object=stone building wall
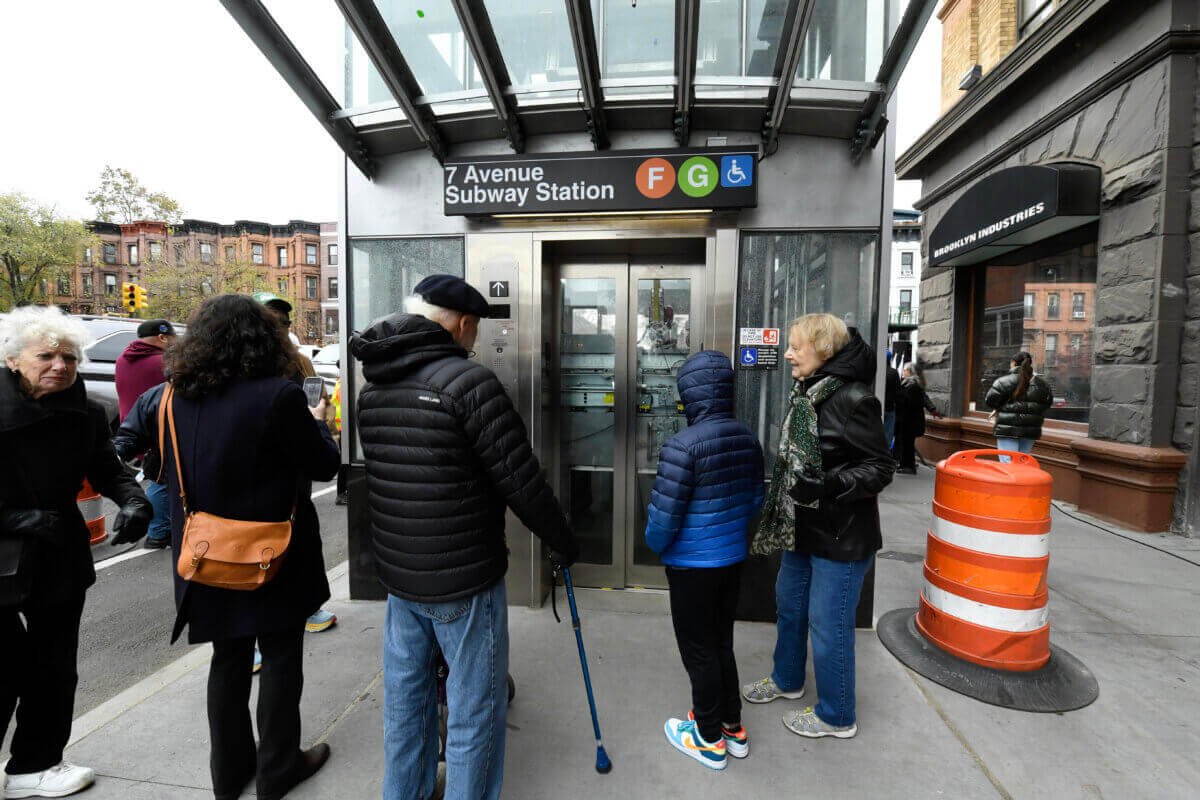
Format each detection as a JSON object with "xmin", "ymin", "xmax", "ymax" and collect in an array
[{"xmin": 916, "ymin": 54, "xmax": 1198, "ymax": 530}]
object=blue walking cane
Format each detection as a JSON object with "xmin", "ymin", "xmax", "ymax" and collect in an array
[{"xmin": 554, "ymin": 565, "xmax": 612, "ymax": 774}]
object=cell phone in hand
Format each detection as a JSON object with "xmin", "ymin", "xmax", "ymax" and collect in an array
[{"xmin": 303, "ymin": 376, "xmax": 324, "ymax": 407}]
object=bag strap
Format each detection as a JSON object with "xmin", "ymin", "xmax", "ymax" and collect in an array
[{"xmin": 162, "ymin": 384, "xmax": 190, "ymax": 515}]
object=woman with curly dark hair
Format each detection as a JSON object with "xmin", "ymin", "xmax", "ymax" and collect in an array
[{"xmin": 114, "ymin": 294, "xmax": 339, "ymax": 800}]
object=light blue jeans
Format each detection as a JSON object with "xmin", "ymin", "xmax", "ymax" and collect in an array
[
  {"xmin": 996, "ymin": 436, "xmax": 1035, "ymax": 463},
  {"xmin": 383, "ymin": 580, "xmax": 508, "ymax": 800},
  {"xmin": 145, "ymin": 480, "xmax": 171, "ymax": 542},
  {"xmin": 771, "ymin": 551, "xmax": 875, "ymax": 727}
]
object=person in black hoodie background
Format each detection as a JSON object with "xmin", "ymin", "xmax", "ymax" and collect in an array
[
  {"xmin": 350, "ymin": 275, "xmax": 577, "ymax": 800},
  {"xmin": 743, "ymin": 313, "xmax": 893, "ymax": 742}
]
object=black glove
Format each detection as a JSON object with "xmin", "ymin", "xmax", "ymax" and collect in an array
[
  {"xmin": 788, "ymin": 471, "xmax": 828, "ymax": 505},
  {"xmin": 0, "ymin": 508, "xmax": 62, "ymax": 537},
  {"xmin": 110, "ymin": 497, "xmax": 153, "ymax": 546},
  {"xmin": 549, "ymin": 537, "xmax": 580, "ymax": 572}
]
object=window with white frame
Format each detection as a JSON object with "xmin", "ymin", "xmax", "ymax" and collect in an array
[
  {"xmin": 900, "ymin": 251, "xmax": 913, "ymax": 277},
  {"xmin": 278, "ymin": 246, "xmax": 287, "ymax": 267},
  {"xmin": 306, "ymin": 244, "xmax": 318, "ymax": 265},
  {"xmin": 252, "ymin": 243, "xmax": 264, "ymax": 264},
  {"xmin": 1072, "ymin": 292, "xmax": 1086, "ymax": 319}
]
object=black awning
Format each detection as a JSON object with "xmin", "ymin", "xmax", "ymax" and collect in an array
[{"xmin": 928, "ymin": 163, "xmax": 1100, "ymax": 267}]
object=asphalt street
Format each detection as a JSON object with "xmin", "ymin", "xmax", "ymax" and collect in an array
[{"xmin": 78, "ymin": 479, "xmax": 345, "ymax": 717}]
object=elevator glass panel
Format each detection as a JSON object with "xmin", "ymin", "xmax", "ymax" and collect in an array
[
  {"xmin": 559, "ymin": 278, "xmax": 618, "ymax": 569},
  {"xmin": 632, "ymin": 278, "xmax": 694, "ymax": 568}
]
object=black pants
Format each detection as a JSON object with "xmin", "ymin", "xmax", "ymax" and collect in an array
[
  {"xmin": 665, "ymin": 564, "xmax": 742, "ymax": 744},
  {"xmin": 0, "ymin": 591, "xmax": 87, "ymax": 775},
  {"xmin": 896, "ymin": 426, "xmax": 917, "ymax": 470},
  {"xmin": 208, "ymin": 626, "xmax": 305, "ymax": 799}
]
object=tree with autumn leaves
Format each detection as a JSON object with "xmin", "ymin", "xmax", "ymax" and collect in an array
[{"xmin": 0, "ymin": 193, "xmax": 94, "ymax": 312}]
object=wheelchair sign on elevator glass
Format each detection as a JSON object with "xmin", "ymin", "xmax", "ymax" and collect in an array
[{"xmin": 443, "ymin": 147, "xmax": 757, "ymax": 216}]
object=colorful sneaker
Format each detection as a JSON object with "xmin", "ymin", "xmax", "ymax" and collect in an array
[
  {"xmin": 305, "ymin": 609, "xmax": 337, "ymax": 633},
  {"xmin": 742, "ymin": 676, "xmax": 804, "ymax": 704},
  {"xmin": 783, "ymin": 707, "xmax": 858, "ymax": 739},
  {"xmin": 664, "ymin": 717, "xmax": 726, "ymax": 770},
  {"xmin": 688, "ymin": 710, "xmax": 748, "ymax": 758},
  {"xmin": 4, "ymin": 762, "xmax": 95, "ymax": 797},
  {"xmin": 252, "ymin": 648, "xmax": 262, "ymax": 674}
]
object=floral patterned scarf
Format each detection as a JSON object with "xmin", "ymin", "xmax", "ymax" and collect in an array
[{"xmin": 751, "ymin": 375, "xmax": 844, "ymax": 556}]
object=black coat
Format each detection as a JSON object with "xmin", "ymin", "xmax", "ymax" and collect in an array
[
  {"xmin": 884, "ymin": 365, "xmax": 901, "ymax": 412},
  {"xmin": 115, "ymin": 378, "xmax": 339, "ymax": 643},
  {"xmin": 351, "ymin": 313, "xmax": 573, "ymax": 603},
  {"xmin": 898, "ymin": 376, "xmax": 935, "ymax": 439},
  {"xmin": 0, "ymin": 369, "xmax": 145, "ymax": 600},
  {"xmin": 985, "ymin": 369, "xmax": 1053, "ymax": 440},
  {"xmin": 793, "ymin": 332, "xmax": 895, "ymax": 562}
]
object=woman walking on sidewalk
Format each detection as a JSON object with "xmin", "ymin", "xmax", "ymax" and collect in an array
[
  {"xmin": 985, "ymin": 351, "xmax": 1052, "ymax": 462},
  {"xmin": 744, "ymin": 314, "xmax": 893, "ymax": 740},
  {"xmin": 644, "ymin": 350, "xmax": 764, "ymax": 771},
  {"xmin": 115, "ymin": 295, "xmax": 339, "ymax": 800},
  {"xmin": 1, "ymin": 306, "xmax": 152, "ymax": 798}
]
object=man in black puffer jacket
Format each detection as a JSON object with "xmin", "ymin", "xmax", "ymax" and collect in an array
[{"xmin": 351, "ymin": 275, "xmax": 577, "ymax": 800}]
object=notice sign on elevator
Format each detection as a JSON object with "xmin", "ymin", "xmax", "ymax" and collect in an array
[
  {"xmin": 738, "ymin": 328, "xmax": 780, "ymax": 370},
  {"xmin": 443, "ymin": 147, "xmax": 757, "ymax": 216}
]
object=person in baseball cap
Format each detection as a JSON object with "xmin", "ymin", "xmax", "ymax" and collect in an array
[{"xmin": 350, "ymin": 275, "xmax": 576, "ymax": 796}]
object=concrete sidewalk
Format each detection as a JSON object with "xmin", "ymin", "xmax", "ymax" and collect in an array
[{"xmin": 51, "ymin": 468, "xmax": 1200, "ymax": 799}]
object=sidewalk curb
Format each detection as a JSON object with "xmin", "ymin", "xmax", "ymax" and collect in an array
[{"xmin": 65, "ymin": 559, "xmax": 351, "ymax": 750}]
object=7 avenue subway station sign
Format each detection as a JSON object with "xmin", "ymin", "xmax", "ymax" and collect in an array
[{"xmin": 443, "ymin": 147, "xmax": 757, "ymax": 216}]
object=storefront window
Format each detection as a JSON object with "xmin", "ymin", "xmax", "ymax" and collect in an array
[
  {"xmin": 348, "ymin": 236, "xmax": 465, "ymax": 460},
  {"xmin": 735, "ymin": 231, "xmax": 879, "ymax": 467},
  {"xmin": 971, "ymin": 241, "xmax": 1096, "ymax": 425}
]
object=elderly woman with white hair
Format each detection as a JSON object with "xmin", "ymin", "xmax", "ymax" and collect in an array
[
  {"xmin": 743, "ymin": 313, "xmax": 893, "ymax": 742},
  {"xmin": 0, "ymin": 305, "xmax": 150, "ymax": 799}
]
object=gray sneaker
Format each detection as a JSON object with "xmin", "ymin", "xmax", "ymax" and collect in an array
[
  {"xmin": 783, "ymin": 707, "xmax": 858, "ymax": 739},
  {"xmin": 742, "ymin": 676, "xmax": 805, "ymax": 704}
]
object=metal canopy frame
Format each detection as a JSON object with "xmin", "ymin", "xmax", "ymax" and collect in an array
[
  {"xmin": 220, "ymin": 0, "xmax": 925, "ymax": 173},
  {"xmin": 762, "ymin": 0, "xmax": 817, "ymax": 155},
  {"xmin": 334, "ymin": 0, "xmax": 448, "ymax": 163},
  {"xmin": 220, "ymin": 0, "xmax": 375, "ymax": 178},
  {"xmin": 673, "ymin": 0, "xmax": 701, "ymax": 146},
  {"xmin": 448, "ymin": 0, "xmax": 525, "ymax": 153},
  {"xmin": 564, "ymin": 0, "xmax": 610, "ymax": 150},
  {"xmin": 850, "ymin": 0, "xmax": 938, "ymax": 161}
]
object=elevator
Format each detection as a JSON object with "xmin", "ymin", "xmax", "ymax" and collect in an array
[{"xmin": 539, "ymin": 240, "xmax": 708, "ymax": 590}]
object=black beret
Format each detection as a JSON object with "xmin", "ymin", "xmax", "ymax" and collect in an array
[
  {"xmin": 413, "ymin": 274, "xmax": 490, "ymax": 318},
  {"xmin": 136, "ymin": 319, "xmax": 176, "ymax": 338}
]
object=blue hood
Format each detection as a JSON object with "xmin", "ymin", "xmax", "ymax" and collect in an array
[{"xmin": 676, "ymin": 350, "xmax": 734, "ymax": 425}]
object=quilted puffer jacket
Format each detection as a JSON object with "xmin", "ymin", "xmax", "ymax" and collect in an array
[
  {"xmin": 985, "ymin": 368, "xmax": 1053, "ymax": 440},
  {"xmin": 644, "ymin": 350, "xmax": 765, "ymax": 568},
  {"xmin": 351, "ymin": 313, "xmax": 574, "ymax": 602}
]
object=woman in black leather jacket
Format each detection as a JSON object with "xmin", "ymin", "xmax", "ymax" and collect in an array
[
  {"xmin": 743, "ymin": 313, "xmax": 893, "ymax": 742},
  {"xmin": 985, "ymin": 351, "xmax": 1053, "ymax": 461}
]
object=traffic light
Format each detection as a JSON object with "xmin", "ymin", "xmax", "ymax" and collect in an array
[{"xmin": 121, "ymin": 282, "xmax": 149, "ymax": 314}]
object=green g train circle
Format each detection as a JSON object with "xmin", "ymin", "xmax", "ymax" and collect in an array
[{"xmin": 678, "ymin": 156, "xmax": 718, "ymax": 198}]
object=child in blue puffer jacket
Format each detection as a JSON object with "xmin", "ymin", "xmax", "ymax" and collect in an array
[{"xmin": 645, "ymin": 350, "xmax": 764, "ymax": 771}]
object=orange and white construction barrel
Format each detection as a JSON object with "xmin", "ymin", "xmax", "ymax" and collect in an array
[
  {"xmin": 877, "ymin": 449, "xmax": 1099, "ymax": 712},
  {"xmin": 78, "ymin": 479, "xmax": 107, "ymax": 546},
  {"xmin": 918, "ymin": 449, "xmax": 1052, "ymax": 671}
]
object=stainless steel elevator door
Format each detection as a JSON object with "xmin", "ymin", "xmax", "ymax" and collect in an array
[{"xmin": 553, "ymin": 258, "xmax": 705, "ymax": 590}]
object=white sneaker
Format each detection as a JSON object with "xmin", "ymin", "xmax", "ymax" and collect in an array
[
  {"xmin": 742, "ymin": 676, "xmax": 805, "ymax": 704},
  {"xmin": 4, "ymin": 763, "xmax": 95, "ymax": 798}
]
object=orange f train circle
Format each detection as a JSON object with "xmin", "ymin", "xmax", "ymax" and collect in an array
[{"xmin": 636, "ymin": 158, "xmax": 676, "ymax": 199}]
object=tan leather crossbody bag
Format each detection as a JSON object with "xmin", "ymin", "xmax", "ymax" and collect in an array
[{"xmin": 158, "ymin": 384, "xmax": 292, "ymax": 591}]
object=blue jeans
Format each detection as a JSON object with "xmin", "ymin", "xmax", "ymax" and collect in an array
[
  {"xmin": 771, "ymin": 551, "xmax": 874, "ymax": 727},
  {"xmin": 883, "ymin": 411, "xmax": 896, "ymax": 449},
  {"xmin": 145, "ymin": 480, "xmax": 171, "ymax": 542},
  {"xmin": 383, "ymin": 580, "xmax": 508, "ymax": 800},
  {"xmin": 996, "ymin": 436, "xmax": 1035, "ymax": 463}
]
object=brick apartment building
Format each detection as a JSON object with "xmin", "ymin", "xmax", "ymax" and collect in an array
[
  {"xmin": 57, "ymin": 219, "xmax": 330, "ymax": 343},
  {"xmin": 320, "ymin": 222, "xmax": 338, "ymax": 344}
]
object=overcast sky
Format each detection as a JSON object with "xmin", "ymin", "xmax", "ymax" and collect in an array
[{"xmin": 0, "ymin": 1, "xmax": 939, "ymax": 223}]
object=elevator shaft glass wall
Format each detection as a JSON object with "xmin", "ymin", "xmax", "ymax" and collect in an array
[{"xmin": 549, "ymin": 257, "xmax": 705, "ymax": 590}]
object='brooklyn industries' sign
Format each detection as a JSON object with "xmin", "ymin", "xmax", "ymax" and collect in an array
[{"xmin": 443, "ymin": 147, "xmax": 758, "ymax": 216}]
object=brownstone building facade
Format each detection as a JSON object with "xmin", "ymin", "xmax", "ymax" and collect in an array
[{"xmin": 57, "ymin": 219, "xmax": 327, "ymax": 343}]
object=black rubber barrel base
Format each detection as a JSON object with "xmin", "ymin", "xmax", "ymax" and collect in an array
[{"xmin": 877, "ymin": 608, "xmax": 1099, "ymax": 712}]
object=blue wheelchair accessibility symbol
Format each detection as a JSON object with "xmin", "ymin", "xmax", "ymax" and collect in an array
[
  {"xmin": 721, "ymin": 155, "xmax": 753, "ymax": 188},
  {"xmin": 740, "ymin": 348, "xmax": 758, "ymax": 366}
]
